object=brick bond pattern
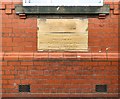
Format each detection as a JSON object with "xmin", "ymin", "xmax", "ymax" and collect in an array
[{"xmin": 0, "ymin": 0, "xmax": 119, "ymax": 98}]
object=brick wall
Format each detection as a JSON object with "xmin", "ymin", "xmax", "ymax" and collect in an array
[{"xmin": 1, "ymin": 0, "xmax": 119, "ymax": 98}]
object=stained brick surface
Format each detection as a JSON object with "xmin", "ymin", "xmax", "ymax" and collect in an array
[{"xmin": 1, "ymin": 0, "xmax": 119, "ymax": 98}]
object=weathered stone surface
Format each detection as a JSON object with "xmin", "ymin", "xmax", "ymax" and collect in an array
[
  {"xmin": 37, "ymin": 18, "xmax": 88, "ymax": 51},
  {"xmin": 15, "ymin": 4, "xmax": 110, "ymax": 14}
]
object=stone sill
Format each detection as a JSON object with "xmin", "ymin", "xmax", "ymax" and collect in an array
[
  {"xmin": 15, "ymin": 4, "xmax": 110, "ymax": 15},
  {"xmin": 0, "ymin": 52, "xmax": 118, "ymax": 61}
]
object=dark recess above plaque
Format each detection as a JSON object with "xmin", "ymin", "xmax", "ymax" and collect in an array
[{"xmin": 15, "ymin": 4, "xmax": 110, "ymax": 15}]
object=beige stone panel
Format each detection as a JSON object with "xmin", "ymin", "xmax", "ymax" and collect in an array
[
  {"xmin": 37, "ymin": 18, "xmax": 88, "ymax": 51},
  {"xmin": 38, "ymin": 19, "xmax": 88, "ymax": 33}
]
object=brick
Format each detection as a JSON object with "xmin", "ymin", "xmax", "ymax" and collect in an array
[
  {"xmin": 13, "ymin": 28, "xmax": 24, "ymax": 34},
  {"xmin": 30, "ymin": 70, "xmax": 44, "ymax": 75},
  {"xmin": 12, "ymin": 19, "xmax": 20, "ymax": 23},
  {"xmin": 22, "ymin": 42, "xmax": 35, "ymax": 46},
  {"xmin": 8, "ymin": 62, "xmax": 20, "ymax": 66},
  {"xmin": 98, "ymin": 62, "xmax": 111, "ymax": 66},
  {"xmin": 5, "ymin": 70, "xmax": 11, "ymax": 75},
  {"xmin": 24, "ymin": 28, "xmax": 37, "ymax": 33},
  {"xmin": 8, "ymin": 14, "xmax": 15, "ymax": 19},
  {"xmin": 2, "ymin": 85, "xmax": 15, "ymax": 89},
  {"xmin": 2, "ymin": 18, "xmax": 12, "ymax": 25},
  {"xmin": 2, "ymin": 62, "xmax": 8, "ymax": 66},
  {"xmin": 0, "ymin": 70, "xmax": 3, "ymax": 75},
  {"xmin": 4, "ymin": 23, "xmax": 13, "ymax": 28},
  {"xmin": 15, "ymin": 66, "xmax": 28, "ymax": 70},
  {"xmin": 21, "ymin": 62, "xmax": 33, "ymax": 66},
  {"xmin": 110, "ymin": 14, "xmax": 119, "ymax": 19},
  {"xmin": 15, "ymin": 75, "xmax": 27, "ymax": 79},
  {"xmin": 2, "ymin": 80, "xmax": 8, "ymax": 84},
  {"xmin": 2, "ymin": 47, "xmax": 13, "ymax": 52},
  {"xmin": 2, "ymin": 66, "xmax": 14, "ymax": 70},
  {"xmin": 19, "ymin": 56, "xmax": 33, "ymax": 60},
  {"xmin": 2, "ymin": 42, "xmax": 13, "ymax": 47},
  {"xmin": 12, "ymin": 1, "xmax": 22, "ymax": 5},
  {"xmin": 110, "ymin": 4, "xmax": 114, "ymax": 10},
  {"xmin": 2, "ymin": 28, "xmax": 12, "ymax": 33},
  {"xmin": 24, "ymin": 38, "xmax": 37, "ymax": 42},
  {"xmin": 104, "ymin": 1, "xmax": 113, "ymax": 5},
  {"xmin": 21, "ymin": 80, "xmax": 29, "ymax": 84},
  {"xmin": 0, "ymin": 4, "xmax": 6, "ymax": 10},
  {"xmin": 114, "ymin": 4, "xmax": 119, "ymax": 9},
  {"xmin": 12, "ymin": 47, "xmax": 25, "ymax": 52},
  {"xmin": 34, "ymin": 53, "xmax": 49, "ymax": 59},
  {"xmin": 28, "ymin": 66, "xmax": 41, "ymax": 70},
  {"xmin": 8, "ymin": 80, "xmax": 20, "ymax": 84},
  {"xmin": 105, "ymin": 66, "xmax": 118, "ymax": 71},
  {"xmin": 113, "ymin": 9, "xmax": 119, "ymax": 15},
  {"xmin": 13, "ymin": 38, "xmax": 24, "ymax": 42},
  {"xmin": 11, "ymin": 71, "xmax": 17, "ymax": 75},
  {"xmin": 6, "ymin": 4, "xmax": 15, "ymax": 9},
  {"xmin": 105, "ymin": 75, "xmax": 118, "ymax": 80},
  {"xmin": 24, "ymin": 47, "xmax": 37, "ymax": 51},
  {"xmin": 3, "ymin": 56, "xmax": 18, "ymax": 60},
  {"xmin": 17, "ymin": 71, "xmax": 27, "ymax": 76},
  {"xmin": 111, "ymin": 62, "xmax": 118, "ymax": 66},
  {"xmin": 18, "ymin": 23, "xmax": 32, "ymax": 28},
  {"xmin": 2, "ymin": 75, "xmax": 14, "ymax": 79}
]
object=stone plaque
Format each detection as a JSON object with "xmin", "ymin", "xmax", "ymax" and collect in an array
[{"xmin": 37, "ymin": 18, "xmax": 88, "ymax": 51}]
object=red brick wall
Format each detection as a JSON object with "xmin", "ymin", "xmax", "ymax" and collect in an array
[{"xmin": 1, "ymin": 0, "xmax": 119, "ymax": 98}]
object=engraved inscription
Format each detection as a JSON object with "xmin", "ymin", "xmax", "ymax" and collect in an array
[{"xmin": 37, "ymin": 18, "xmax": 88, "ymax": 51}]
